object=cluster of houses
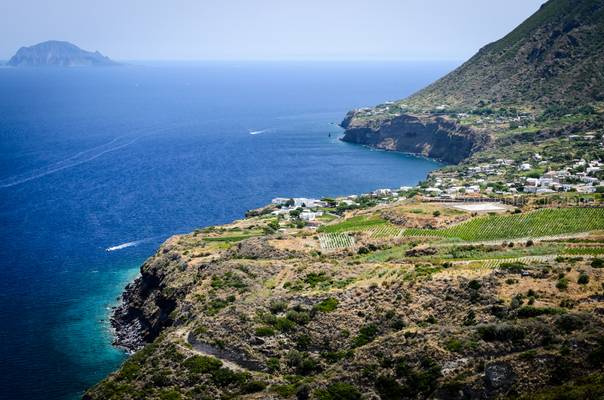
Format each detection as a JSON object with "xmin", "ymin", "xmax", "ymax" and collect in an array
[
  {"xmin": 523, "ymin": 160, "xmax": 601, "ymax": 194},
  {"xmin": 270, "ymin": 197, "xmax": 327, "ymax": 223},
  {"xmin": 429, "ymin": 156, "xmax": 603, "ymax": 197}
]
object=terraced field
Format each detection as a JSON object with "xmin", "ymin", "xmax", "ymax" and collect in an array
[
  {"xmin": 318, "ymin": 233, "xmax": 355, "ymax": 250},
  {"xmin": 366, "ymin": 225, "xmax": 404, "ymax": 238},
  {"xmin": 318, "ymin": 215, "xmax": 403, "ymax": 240},
  {"xmin": 318, "ymin": 215, "xmax": 389, "ymax": 234},
  {"xmin": 562, "ymin": 247, "xmax": 604, "ymax": 256},
  {"xmin": 402, "ymin": 208, "xmax": 604, "ymax": 241}
]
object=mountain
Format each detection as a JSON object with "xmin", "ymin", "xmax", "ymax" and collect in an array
[
  {"xmin": 409, "ymin": 0, "xmax": 604, "ymax": 110},
  {"xmin": 341, "ymin": 0, "xmax": 604, "ymax": 165},
  {"xmin": 7, "ymin": 40, "xmax": 119, "ymax": 67}
]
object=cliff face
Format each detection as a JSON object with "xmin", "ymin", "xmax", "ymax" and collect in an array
[
  {"xmin": 340, "ymin": 111, "xmax": 490, "ymax": 164},
  {"xmin": 7, "ymin": 40, "xmax": 119, "ymax": 67},
  {"xmin": 111, "ymin": 242, "xmax": 186, "ymax": 352}
]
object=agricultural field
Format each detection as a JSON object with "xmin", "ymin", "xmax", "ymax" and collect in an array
[
  {"xmin": 562, "ymin": 246, "xmax": 604, "ymax": 256},
  {"xmin": 318, "ymin": 233, "xmax": 355, "ymax": 250},
  {"xmin": 366, "ymin": 224, "xmax": 404, "ymax": 238},
  {"xmin": 318, "ymin": 215, "xmax": 389, "ymax": 234},
  {"xmin": 402, "ymin": 207, "xmax": 604, "ymax": 241}
]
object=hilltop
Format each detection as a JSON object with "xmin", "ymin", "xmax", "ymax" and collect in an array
[
  {"xmin": 7, "ymin": 41, "xmax": 119, "ymax": 67},
  {"xmin": 410, "ymin": 0, "xmax": 604, "ymax": 111}
]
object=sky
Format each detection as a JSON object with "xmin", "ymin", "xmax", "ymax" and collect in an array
[{"xmin": 0, "ymin": 0, "xmax": 546, "ymax": 61}]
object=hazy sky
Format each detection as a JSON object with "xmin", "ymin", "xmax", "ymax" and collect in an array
[{"xmin": 0, "ymin": 0, "xmax": 545, "ymax": 61}]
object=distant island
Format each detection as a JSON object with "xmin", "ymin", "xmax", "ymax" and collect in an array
[{"xmin": 7, "ymin": 40, "xmax": 119, "ymax": 67}]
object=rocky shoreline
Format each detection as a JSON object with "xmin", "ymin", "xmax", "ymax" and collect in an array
[
  {"xmin": 110, "ymin": 279, "xmax": 147, "ymax": 353},
  {"xmin": 340, "ymin": 111, "xmax": 490, "ymax": 164}
]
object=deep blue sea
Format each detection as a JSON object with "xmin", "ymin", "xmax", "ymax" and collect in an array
[{"xmin": 0, "ymin": 61, "xmax": 455, "ymax": 399}]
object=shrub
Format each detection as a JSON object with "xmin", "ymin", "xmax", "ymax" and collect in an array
[
  {"xmin": 352, "ymin": 324, "xmax": 378, "ymax": 347},
  {"xmin": 266, "ymin": 357, "xmax": 280, "ymax": 372},
  {"xmin": 274, "ymin": 317, "xmax": 296, "ymax": 332},
  {"xmin": 578, "ymin": 273, "xmax": 590, "ymax": 285},
  {"xmin": 468, "ymin": 279, "xmax": 482, "ymax": 290},
  {"xmin": 241, "ymin": 380, "xmax": 267, "ymax": 394},
  {"xmin": 556, "ymin": 278, "xmax": 569, "ymax": 290},
  {"xmin": 269, "ymin": 300, "xmax": 288, "ymax": 314},
  {"xmin": 445, "ymin": 338, "xmax": 463, "ymax": 352},
  {"xmin": 556, "ymin": 313, "xmax": 586, "ymax": 332},
  {"xmin": 477, "ymin": 323, "xmax": 525, "ymax": 342},
  {"xmin": 314, "ymin": 298, "xmax": 339, "ymax": 312},
  {"xmin": 315, "ymin": 382, "xmax": 362, "ymax": 400},
  {"xmin": 500, "ymin": 262, "xmax": 525, "ymax": 273},
  {"xmin": 183, "ymin": 355, "xmax": 222, "ymax": 374},
  {"xmin": 255, "ymin": 326, "xmax": 275, "ymax": 336},
  {"xmin": 433, "ymin": 210, "xmax": 441, "ymax": 217},
  {"xmin": 591, "ymin": 258, "xmax": 604, "ymax": 268},
  {"xmin": 286, "ymin": 310, "xmax": 311, "ymax": 325},
  {"xmin": 517, "ymin": 306, "xmax": 566, "ymax": 318}
]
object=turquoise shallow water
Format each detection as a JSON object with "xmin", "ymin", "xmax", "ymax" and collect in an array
[{"xmin": 0, "ymin": 61, "xmax": 455, "ymax": 399}]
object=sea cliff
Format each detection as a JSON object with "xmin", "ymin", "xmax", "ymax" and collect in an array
[{"xmin": 340, "ymin": 111, "xmax": 490, "ymax": 164}]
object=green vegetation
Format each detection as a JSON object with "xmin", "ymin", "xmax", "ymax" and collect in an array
[
  {"xmin": 318, "ymin": 215, "xmax": 389, "ymax": 234},
  {"xmin": 403, "ymin": 208, "xmax": 604, "ymax": 241},
  {"xmin": 314, "ymin": 298, "xmax": 339, "ymax": 313}
]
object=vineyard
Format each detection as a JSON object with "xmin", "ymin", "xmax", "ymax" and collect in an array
[
  {"xmin": 318, "ymin": 215, "xmax": 403, "ymax": 239},
  {"xmin": 402, "ymin": 208, "xmax": 604, "ymax": 241},
  {"xmin": 366, "ymin": 225, "xmax": 404, "ymax": 239},
  {"xmin": 562, "ymin": 247, "xmax": 604, "ymax": 256},
  {"xmin": 318, "ymin": 215, "xmax": 389, "ymax": 233},
  {"xmin": 318, "ymin": 233, "xmax": 355, "ymax": 250}
]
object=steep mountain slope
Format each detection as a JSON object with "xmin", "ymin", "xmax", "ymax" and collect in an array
[
  {"xmin": 7, "ymin": 41, "xmax": 119, "ymax": 67},
  {"xmin": 341, "ymin": 0, "xmax": 604, "ymax": 167},
  {"xmin": 409, "ymin": 0, "xmax": 604, "ymax": 110}
]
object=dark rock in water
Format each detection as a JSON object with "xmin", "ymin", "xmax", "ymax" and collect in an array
[{"xmin": 7, "ymin": 40, "xmax": 119, "ymax": 67}]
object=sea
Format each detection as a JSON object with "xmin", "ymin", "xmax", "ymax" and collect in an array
[{"xmin": 0, "ymin": 60, "xmax": 456, "ymax": 399}]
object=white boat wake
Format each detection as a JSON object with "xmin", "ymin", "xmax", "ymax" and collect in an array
[
  {"xmin": 248, "ymin": 129, "xmax": 270, "ymax": 135},
  {"xmin": 106, "ymin": 240, "xmax": 143, "ymax": 252},
  {"xmin": 0, "ymin": 136, "xmax": 139, "ymax": 189}
]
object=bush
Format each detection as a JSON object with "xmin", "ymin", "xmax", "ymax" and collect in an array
[
  {"xmin": 468, "ymin": 280, "xmax": 481, "ymax": 290},
  {"xmin": 314, "ymin": 297, "xmax": 339, "ymax": 312},
  {"xmin": 477, "ymin": 323, "xmax": 525, "ymax": 342},
  {"xmin": 274, "ymin": 317, "xmax": 296, "ymax": 332},
  {"xmin": 286, "ymin": 310, "xmax": 311, "ymax": 325},
  {"xmin": 592, "ymin": 258, "xmax": 604, "ymax": 268},
  {"xmin": 578, "ymin": 273, "xmax": 590, "ymax": 285},
  {"xmin": 315, "ymin": 382, "xmax": 362, "ymax": 400},
  {"xmin": 255, "ymin": 326, "xmax": 275, "ymax": 336},
  {"xmin": 500, "ymin": 262, "xmax": 525, "ymax": 273},
  {"xmin": 556, "ymin": 278, "xmax": 569, "ymax": 290},
  {"xmin": 556, "ymin": 313, "xmax": 586, "ymax": 332},
  {"xmin": 269, "ymin": 300, "xmax": 288, "ymax": 314},
  {"xmin": 183, "ymin": 355, "xmax": 223, "ymax": 374},
  {"xmin": 241, "ymin": 380, "xmax": 267, "ymax": 394},
  {"xmin": 445, "ymin": 338, "xmax": 463, "ymax": 352},
  {"xmin": 352, "ymin": 324, "xmax": 378, "ymax": 347},
  {"xmin": 517, "ymin": 306, "xmax": 565, "ymax": 318}
]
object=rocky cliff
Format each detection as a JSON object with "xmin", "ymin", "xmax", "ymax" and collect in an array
[{"xmin": 340, "ymin": 111, "xmax": 490, "ymax": 164}]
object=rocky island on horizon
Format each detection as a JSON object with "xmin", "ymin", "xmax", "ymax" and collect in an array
[{"xmin": 7, "ymin": 40, "xmax": 119, "ymax": 67}]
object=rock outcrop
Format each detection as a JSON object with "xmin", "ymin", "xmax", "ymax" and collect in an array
[{"xmin": 340, "ymin": 111, "xmax": 490, "ymax": 164}]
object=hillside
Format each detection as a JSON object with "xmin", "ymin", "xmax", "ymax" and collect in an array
[
  {"xmin": 85, "ymin": 195, "xmax": 604, "ymax": 400},
  {"xmin": 409, "ymin": 0, "xmax": 604, "ymax": 110},
  {"xmin": 7, "ymin": 41, "xmax": 119, "ymax": 67},
  {"xmin": 84, "ymin": 1, "xmax": 604, "ymax": 399}
]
